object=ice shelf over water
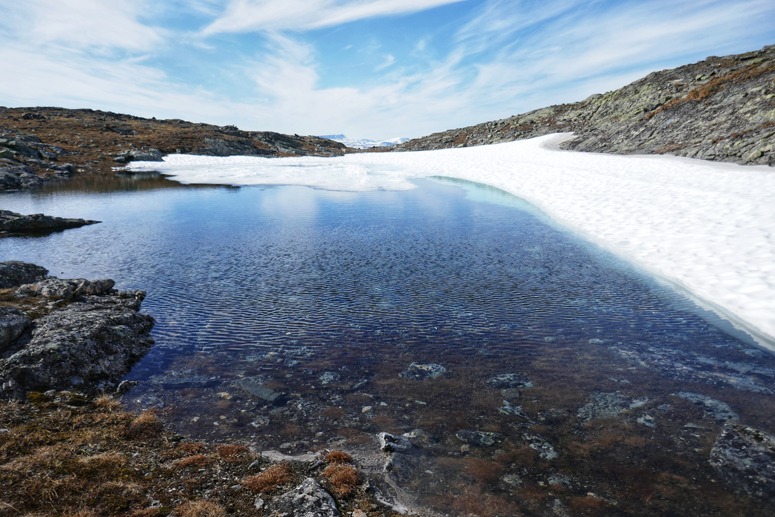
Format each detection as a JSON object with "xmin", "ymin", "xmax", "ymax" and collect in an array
[{"xmin": 128, "ymin": 134, "xmax": 775, "ymax": 350}]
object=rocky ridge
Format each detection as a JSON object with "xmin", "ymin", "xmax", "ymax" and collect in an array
[
  {"xmin": 0, "ymin": 107, "xmax": 347, "ymax": 191},
  {"xmin": 0, "ymin": 261, "xmax": 154, "ymax": 399},
  {"xmin": 395, "ymin": 45, "xmax": 775, "ymax": 165}
]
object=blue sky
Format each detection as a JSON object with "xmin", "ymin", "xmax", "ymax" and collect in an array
[{"xmin": 1, "ymin": 0, "xmax": 773, "ymax": 140}]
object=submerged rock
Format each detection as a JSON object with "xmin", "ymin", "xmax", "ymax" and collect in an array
[
  {"xmin": 487, "ymin": 372, "xmax": 534, "ymax": 389},
  {"xmin": 237, "ymin": 377, "xmax": 287, "ymax": 404},
  {"xmin": 674, "ymin": 392, "xmax": 738, "ymax": 423},
  {"xmin": 399, "ymin": 362, "xmax": 447, "ymax": 380},
  {"xmin": 710, "ymin": 425, "xmax": 775, "ymax": 499},
  {"xmin": 0, "ymin": 210, "xmax": 99, "ymax": 236},
  {"xmin": 577, "ymin": 392, "xmax": 645, "ymax": 421},
  {"xmin": 455, "ymin": 430, "xmax": 504, "ymax": 447},
  {"xmin": 522, "ymin": 432, "xmax": 558, "ymax": 460}
]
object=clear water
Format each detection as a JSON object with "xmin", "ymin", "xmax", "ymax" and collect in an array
[{"xmin": 2, "ymin": 174, "xmax": 774, "ymax": 516}]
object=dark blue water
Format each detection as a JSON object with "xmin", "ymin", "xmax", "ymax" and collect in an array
[{"xmin": 3, "ymin": 175, "xmax": 774, "ymax": 516}]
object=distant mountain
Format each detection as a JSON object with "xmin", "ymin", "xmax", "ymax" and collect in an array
[
  {"xmin": 396, "ymin": 45, "xmax": 775, "ymax": 166},
  {"xmin": 320, "ymin": 134, "xmax": 410, "ymax": 149}
]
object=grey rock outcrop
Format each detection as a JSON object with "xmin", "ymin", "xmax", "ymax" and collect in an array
[
  {"xmin": 0, "ymin": 262, "xmax": 154, "ymax": 399},
  {"xmin": 113, "ymin": 148, "xmax": 164, "ymax": 163},
  {"xmin": 0, "ymin": 261, "xmax": 48, "ymax": 288},
  {"xmin": 396, "ymin": 45, "xmax": 775, "ymax": 166},
  {"xmin": 15, "ymin": 277, "xmax": 115, "ymax": 299},
  {"xmin": 268, "ymin": 478, "xmax": 340, "ymax": 517},
  {"xmin": 0, "ymin": 210, "xmax": 99, "ymax": 236},
  {"xmin": 0, "ymin": 163, "xmax": 44, "ymax": 190}
]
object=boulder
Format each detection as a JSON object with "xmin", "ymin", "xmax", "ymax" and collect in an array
[
  {"xmin": 113, "ymin": 148, "xmax": 164, "ymax": 163},
  {"xmin": 268, "ymin": 478, "xmax": 340, "ymax": 517},
  {"xmin": 0, "ymin": 308, "xmax": 30, "ymax": 352}
]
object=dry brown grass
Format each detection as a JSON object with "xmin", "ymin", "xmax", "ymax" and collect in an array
[
  {"xmin": 174, "ymin": 441, "xmax": 207, "ymax": 456},
  {"xmin": 0, "ymin": 392, "xmax": 403, "ymax": 516},
  {"xmin": 216, "ymin": 443, "xmax": 250, "ymax": 462},
  {"xmin": 324, "ymin": 450, "xmax": 353, "ymax": 465},
  {"xmin": 172, "ymin": 453, "xmax": 217, "ymax": 469},
  {"xmin": 127, "ymin": 410, "xmax": 164, "ymax": 439},
  {"xmin": 241, "ymin": 462, "xmax": 294, "ymax": 493},
  {"xmin": 174, "ymin": 500, "xmax": 227, "ymax": 517},
  {"xmin": 322, "ymin": 463, "xmax": 360, "ymax": 497},
  {"xmin": 93, "ymin": 394, "xmax": 122, "ymax": 411}
]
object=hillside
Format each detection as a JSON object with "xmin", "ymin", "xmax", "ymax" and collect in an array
[
  {"xmin": 396, "ymin": 45, "xmax": 774, "ymax": 166},
  {"xmin": 0, "ymin": 107, "xmax": 346, "ymax": 190}
]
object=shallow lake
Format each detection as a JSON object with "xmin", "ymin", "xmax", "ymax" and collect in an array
[{"xmin": 2, "ymin": 174, "xmax": 775, "ymax": 516}]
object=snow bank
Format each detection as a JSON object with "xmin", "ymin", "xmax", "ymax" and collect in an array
[{"xmin": 129, "ymin": 135, "xmax": 775, "ymax": 349}]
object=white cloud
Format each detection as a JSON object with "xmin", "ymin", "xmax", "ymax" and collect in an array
[
  {"xmin": 6, "ymin": 0, "xmax": 166, "ymax": 53},
  {"xmin": 202, "ymin": 0, "xmax": 465, "ymax": 34}
]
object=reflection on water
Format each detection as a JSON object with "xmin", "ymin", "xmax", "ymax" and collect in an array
[{"xmin": 2, "ymin": 176, "xmax": 774, "ymax": 516}]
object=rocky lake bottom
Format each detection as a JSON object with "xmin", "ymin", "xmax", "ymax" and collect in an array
[{"xmin": 2, "ymin": 174, "xmax": 774, "ymax": 516}]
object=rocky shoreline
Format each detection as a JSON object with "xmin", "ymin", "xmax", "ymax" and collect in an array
[
  {"xmin": 395, "ymin": 45, "xmax": 775, "ymax": 166},
  {"xmin": 0, "ymin": 262, "xmax": 405, "ymax": 515},
  {"xmin": 0, "ymin": 209, "xmax": 99, "ymax": 236}
]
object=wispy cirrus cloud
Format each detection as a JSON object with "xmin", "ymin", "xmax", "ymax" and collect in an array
[
  {"xmin": 201, "ymin": 0, "xmax": 465, "ymax": 34},
  {"xmin": 6, "ymin": 0, "xmax": 166, "ymax": 53}
]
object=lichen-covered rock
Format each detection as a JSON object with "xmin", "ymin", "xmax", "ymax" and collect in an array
[
  {"xmin": 0, "ymin": 268, "xmax": 154, "ymax": 399},
  {"xmin": 16, "ymin": 277, "xmax": 115, "ymax": 300},
  {"xmin": 268, "ymin": 478, "xmax": 340, "ymax": 517},
  {"xmin": 710, "ymin": 425, "xmax": 775, "ymax": 499},
  {"xmin": 0, "ymin": 261, "xmax": 48, "ymax": 288}
]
